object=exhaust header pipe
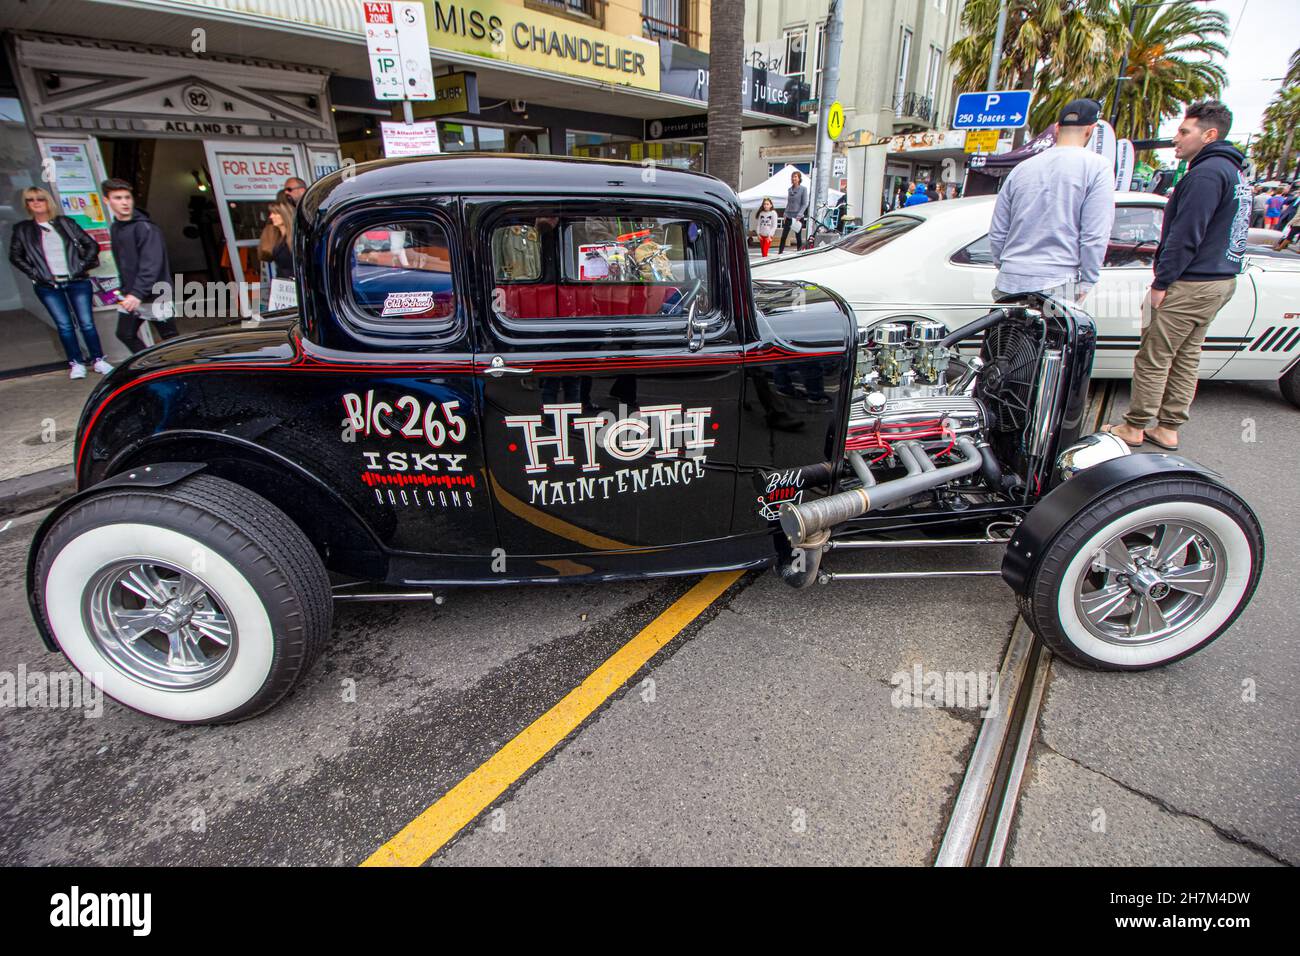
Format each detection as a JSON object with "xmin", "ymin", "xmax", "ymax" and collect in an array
[{"xmin": 779, "ymin": 438, "xmax": 983, "ymax": 547}]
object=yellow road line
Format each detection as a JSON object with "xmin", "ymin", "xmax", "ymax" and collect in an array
[{"xmin": 361, "ymin": 569, "xmax": 745, "ymax": 867}]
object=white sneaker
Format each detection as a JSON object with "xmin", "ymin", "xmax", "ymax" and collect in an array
[
  {"xmin": 69, "ymin": 362, "xmax": 87, "ymax": 380},
  {"xmin": 92, "ymin": 358, "xmax": 114, "ymax": 375}
]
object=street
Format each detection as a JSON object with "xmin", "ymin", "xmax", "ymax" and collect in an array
[{"xmin": 1, "ymin": 379, "xmax": 1293, "ymax": 866}]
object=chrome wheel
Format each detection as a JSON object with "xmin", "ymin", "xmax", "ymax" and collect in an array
[
  {"xmin": 82, "ymin": 560, "xmax": 236, "ymax": 691},
  {"xmin": 1073, "ymin": 519, "xmax": 1225, "ymax": 646}
]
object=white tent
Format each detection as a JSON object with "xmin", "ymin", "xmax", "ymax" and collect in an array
[{"xmin": 737, "ymin": 164, "xmax": 843, "ymax": 211}]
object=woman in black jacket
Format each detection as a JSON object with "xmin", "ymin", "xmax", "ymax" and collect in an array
[
  {"xmin": 9, "ymin": 186, "xmax": 112, "ymax": 379},
  {"xmin": 260, "ymin": 197, "xmax": 295, "ymax": 279}
]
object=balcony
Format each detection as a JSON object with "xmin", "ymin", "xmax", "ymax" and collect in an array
[{"xmin": 893, "ymin": 92, "xmax": 936, "ymax": 128}]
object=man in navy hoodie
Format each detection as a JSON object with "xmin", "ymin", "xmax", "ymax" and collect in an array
[{"xmin": 1107, "ymin": 101, "xmax": 1249, "ymax": 452}]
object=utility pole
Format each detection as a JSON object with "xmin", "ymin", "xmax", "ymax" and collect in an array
[
  {"xmin": 987, "ymin": 0, "xmax": 1008, "ymax": 89},
  {"xmin": 812, "ymin": 0, "xmax": 843, "ymax": 218}
]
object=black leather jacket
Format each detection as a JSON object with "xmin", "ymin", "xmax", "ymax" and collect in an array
[{"xmin": 9, "ymin": 216, "xmax": 100, "ymax": 284}]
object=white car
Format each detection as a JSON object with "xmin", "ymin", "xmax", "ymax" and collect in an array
[{"xmin": 751, "ymin": 193, "xmax": 1300, "ymax": 407}]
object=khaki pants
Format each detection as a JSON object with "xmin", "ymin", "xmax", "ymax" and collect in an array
[{"xmin": 1124, "ymin": 278, "xmax": 1236, "ymax": 431}]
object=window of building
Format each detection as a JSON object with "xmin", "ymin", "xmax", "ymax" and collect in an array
[
  {"xmin": 347, "ymin": 220, "xmax": 457, "ymax": 331},
  {"xmin": 642, "ymin": 0, "xmax": 691, "ymax": 44},
  {"xmin": 895, "ymin": 27, "xmax": 913, "ymax": 110},
  {"xmin": 533, "ymin": 0, "xmax": 597, "ymax": 16},
  {"xmin": 490, "ymin": 215, "xmax": 713, "ymax": 321},
  {"xmin": 813, "ymin": 21, "xmax": 828, "ymax": 97},
  {"xmin": 925, "ymin": 45, "xmax": 943, "ymax": 114},
  {"xmin": 784, "ymin": 28, "xmax": 807, "ymax": 77}
]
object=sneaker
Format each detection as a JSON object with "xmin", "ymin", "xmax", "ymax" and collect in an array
[
  {"xmin": 92, "ymin": 358, "xmax": 114, "ymax": 375},
  {"xmin": 69, "ymin": 362, "xmax": 87, "ymax": 380}
]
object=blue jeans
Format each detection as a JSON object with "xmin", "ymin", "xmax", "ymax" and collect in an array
[{"xmin": 34, "ymin": 278, "xmax": 104, "ymax": 364}]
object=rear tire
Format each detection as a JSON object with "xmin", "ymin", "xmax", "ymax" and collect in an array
[
  {"xmin": 1280, "ymin": 362, "xmax": 1300, "ymax": 409},
  {"xmin": 1020, "ymin": 477, "xmax": 1262, "ymax": 670},
  {"xmin": 35, "ymin": 474, "xmax": 332, "ymax": 723}
]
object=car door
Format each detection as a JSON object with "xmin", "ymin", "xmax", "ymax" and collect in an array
[
  {"xmin": 468, "ymin": 198, "xmax": 744, "ymax": 572},
  {"xmin": 314, "ymin": 203, "xmax": 498, "ymax": 560}
]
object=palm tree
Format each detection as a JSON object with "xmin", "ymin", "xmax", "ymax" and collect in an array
[
  {"xmin": 1286, "ymin": 44, "xmax": 1300, "ymax": 87},
  {"xmin": 1105, "ymin": 0, "xmax": 1228, "ymax": 142},
  {"xmin": 949, "ymin": 0, "xmax": 1126, "ymax": 135},
  {"xmin": 706, "ymin": 0, "xmax": 745, "ymax": 189},
  {"xmin": 1262, "ymin": 85, "xmax": 1300, "ymax": 180}
]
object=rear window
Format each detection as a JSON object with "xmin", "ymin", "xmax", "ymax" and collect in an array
[
  {"xmin": 831, "ymin": 215, "xmax": 920, "ymax": 256},
  {"xmin": 490, "ymin": 215, "xmax": 713, "ymax": 320},
  {"xmin": 348, "ymin": 220, "xmax": 456, "ymax": 328}
]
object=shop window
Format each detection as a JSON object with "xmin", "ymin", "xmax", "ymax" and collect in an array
[
  {"xmin": 490, "ymin": 216, "xmax": 713, "ymax": 321},
  {"xmin": 347, "ymin": 220, "xmax": 457, "ymax": 329}
]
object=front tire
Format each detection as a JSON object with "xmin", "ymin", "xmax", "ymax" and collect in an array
[
  {"xmin": 1020, "ymin": 477, "xmax": 1262, "ymax": 670},
  {"xmin": 1280, "ymin": 362, "xmax": 1300, "ymax": 409},
  {"xmin": 35, "ymin": 474, "xmax": 332, "ymax": 723}
]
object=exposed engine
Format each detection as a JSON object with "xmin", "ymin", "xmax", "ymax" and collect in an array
[{"xmin": 780, "ymin": 309, "xmax": 1062, "ymax": 555}]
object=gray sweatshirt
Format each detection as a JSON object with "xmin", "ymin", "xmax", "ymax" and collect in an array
[
  {"xmin": 785, "ymin": 183, "xmax": 808, "ymax": 219},
  {"xmin": 988, "ymin": 145, "xmax": 1115, "ymax": 293}
]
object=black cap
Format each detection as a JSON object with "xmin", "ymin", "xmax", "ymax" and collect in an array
[{"xmin": 1058, "ymin": 98, "xmax": 1101, "ymax": 127}]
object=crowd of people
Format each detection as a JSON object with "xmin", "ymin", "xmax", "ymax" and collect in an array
[{"xmin": 7, "ymin": 174, "xmax": 307, "ymax": 380}]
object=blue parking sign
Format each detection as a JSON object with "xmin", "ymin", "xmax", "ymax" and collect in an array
[{"xmin": 953, "ymin": 90, "xmax": 1034, "ymax": 130}]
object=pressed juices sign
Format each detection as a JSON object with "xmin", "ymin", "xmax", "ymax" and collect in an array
[{"xmin": 416, "ymin": 0, "xmax": 659, "ymax": 92}]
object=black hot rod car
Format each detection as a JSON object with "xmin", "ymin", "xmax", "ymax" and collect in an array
[{"xmin": 29, "ymin": 156, "xmax": 1263, "ymax": 723}]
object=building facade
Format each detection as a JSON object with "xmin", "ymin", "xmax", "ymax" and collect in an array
[
  {"xmin": 741, "ymin": 0, "xmax": 967, "ymax": 223},
  {"xmin": 0, "ymin": 0, "xmax": 811, "ymax": 376}
]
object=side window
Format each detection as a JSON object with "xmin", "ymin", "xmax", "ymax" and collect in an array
[
  {"xmin": 950, "ymin": 233, "xmax": 995, "ymax": 266},
  {"xmin": 347, "ymin": 220, "xmax": 456, "ymax": 328},
  {"xmin": 490, "ymin": 215, "xmax": 713, "ymax": 321},
  {"xmin": 1104, "ymin": 205, "xmax": 1164, "ymax": 268}
]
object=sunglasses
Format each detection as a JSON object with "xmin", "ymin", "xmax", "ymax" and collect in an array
[{"xmin": 26, "ymin": 197, "xmax": 46, "ymax": 204}]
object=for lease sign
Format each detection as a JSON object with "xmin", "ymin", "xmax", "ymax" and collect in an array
[{"xmin": 215, "ymin": 152, "xmax": 299, "ymax": 200}]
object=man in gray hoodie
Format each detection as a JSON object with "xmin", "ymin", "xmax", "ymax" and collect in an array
[
  {"xmin": 778, "ymin": 170, "xmax": 809, "ymax": 253},
  {"xmin": 988, "ymin": 98, "xmax": 1114, "ymax": 303}
]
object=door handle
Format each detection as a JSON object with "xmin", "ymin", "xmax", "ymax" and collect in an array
[
  {"xmin": 484, "ymin": 355, "xmax": 532, "ymax": 377},
  {"xmin": 686, "ymin": 302, "xmax": 708, "ymax": 353}
]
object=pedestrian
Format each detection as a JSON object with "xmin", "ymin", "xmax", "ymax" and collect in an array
[
  {"xmin": 755, "ymin": 197, "xmax": 779, "ymax": 257},
  {"xmin": 926, "ymin": 182, "xmax": 940, "ymax": 202},
  {"xmin": 1277, "ymin": 185, "xmax": 1298, "ymax": 232},
  {"xmin": 1105, "ymin": 100, "xmax": 1249, "ymax": 452},
  {"xmin": 283, "ymin": 177, "xmax": 307, "ymax": 206},
  {"xmin": 1250, "ymin": 186, "xmax": 1267, "ymax": 227},
  {"xmin": 260, "ymin": 197, "xmax": 296, "ymax": 278},
  {"xmin": 101, "ymin": 177, "xmax": 180, "ymax": 353},
  {"xmin": 8, "ymin": 186, "xmax": 113, "ymax": 379},
  {"xmin": 903, "ymin": 181, "xmax": 929, "ymax": 206},
  {"xmin": 1264, "ymin": 189, "xmax": 1284, "ymax": 229},
  {"xmin": 988, "ymin": 97, "xmax": 1114, "ymax": 304},
  {"xmin": 778, "ymin": 170, "xmax": 808, "ymax": 254}
]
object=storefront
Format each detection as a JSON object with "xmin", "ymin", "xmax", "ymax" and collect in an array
[{"xmin": 0, "ymin": 32, "xmax": 342, "ymax": 373}]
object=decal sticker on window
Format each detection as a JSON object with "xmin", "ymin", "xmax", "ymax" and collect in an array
[
  {"xmin": 380, "ymin": 291, "xmax": 437, "ymax": 316},
  {"xmin": 577, "ymin": 243, "xmax": 618, "ymax": 280}
]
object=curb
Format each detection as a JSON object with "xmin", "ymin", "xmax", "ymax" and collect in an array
[{"xmin": 0, "ymin": 464, "xmax": 74, "ymax": 519}]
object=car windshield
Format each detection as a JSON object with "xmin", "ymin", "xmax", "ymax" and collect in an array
[{"xmin": 828, "ymin": 214, "xmax": 921, "ymax": 255}]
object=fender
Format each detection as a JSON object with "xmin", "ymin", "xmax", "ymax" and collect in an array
[
  {"xmin": 27, "ymin": 462, "xmax": 208, "ymax": 652},
  {"xmin": 1002, "ymin": 453, "xmax": 1228, "ymax": 595}
]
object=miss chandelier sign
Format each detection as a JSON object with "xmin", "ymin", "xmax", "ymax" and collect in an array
[{"xmin": 416, "ymin": 0, "xmax": 660, "ymax": 92}]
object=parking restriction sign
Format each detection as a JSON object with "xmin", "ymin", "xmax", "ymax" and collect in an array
[{"xmin": 362, "ymin": 2, "xmax": 434, "ymax": 101}]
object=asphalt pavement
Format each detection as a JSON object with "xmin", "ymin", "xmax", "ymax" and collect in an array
[{"xmin": 0, "ymin": 380, "xmax": 1294, "ymax": 866}]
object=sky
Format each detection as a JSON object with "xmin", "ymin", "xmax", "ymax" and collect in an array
[{"xmin": 1155, "ymin": 0, "xmax": 1299, "ymax": 143}]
